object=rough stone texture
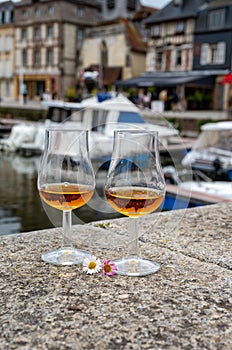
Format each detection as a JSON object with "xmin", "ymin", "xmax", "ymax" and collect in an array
[{"xmin": 0, "ymin": 203, "xmax": 231, "ymax": 349}]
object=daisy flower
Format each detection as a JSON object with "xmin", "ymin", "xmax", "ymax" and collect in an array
[
  {"xmin": 83, "ymin": 255, "xmax": 102, "ymax": 274},
  {"xmin": 102, "ymin": 260, "xmax": 118, "ymax": 276}
]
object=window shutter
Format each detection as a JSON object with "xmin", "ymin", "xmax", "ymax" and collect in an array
[
  {"xmin": 200, "ymin": 43, "xmax": 209, "ymax": 65},
  {"xmin": 217, "ymin": 42, "xmax": 226, "ymax": 64}
]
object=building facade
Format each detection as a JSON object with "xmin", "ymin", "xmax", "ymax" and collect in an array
[
  {"xmin": 80, "ymin": 19, "xmax": 147, "ymax": 88},
  {"xmin": 100, "ymin": 0, "xmax": 141, "ymax": 21},
  {"xmin": 0, "ymin": 1, "xmax": 14, "ymax": 101},
  {"xmin": 193, "ymin": 0, "xmax": 232, "ymax": 110},
  {"xmin": 14, "ymin": 0, "xmax": 100, "ymax": 100},
  {"xmin": 145, "ymin": 0, "xmax": 205, "ymax": 73}
]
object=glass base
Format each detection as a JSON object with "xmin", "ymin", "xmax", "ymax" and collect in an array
[
  {"xmin": 41, "ymin": 246, "xmax": 91, "ymax": 266},
  {"xmin": 113, "ymin": 256, "xmax": 160, "ymax": 276}
]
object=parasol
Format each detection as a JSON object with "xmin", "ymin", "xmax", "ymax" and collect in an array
[{"xmin": 220, "ymin": 73, "xmax": 232, "ymax": 84}]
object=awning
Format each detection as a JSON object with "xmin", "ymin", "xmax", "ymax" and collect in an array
[{"xmin": 115, "ymin": 72, "xmax": 216, "ymax": 88}]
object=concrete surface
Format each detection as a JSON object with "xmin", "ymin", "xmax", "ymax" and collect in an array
[{"xmin": 0, "ymin": 202, "xmax": 231, "ymax": 349}]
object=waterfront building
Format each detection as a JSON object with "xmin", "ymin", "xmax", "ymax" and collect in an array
[
  {"xmin": 78, "ymin": 0, "xmax": 156, "ymax": 90},
  {"xmin": 116, "ymin": 0, "xmax": 232, "ymax": 112},
  {"xmin": 79, "ymin": 18, "xmax": 147, "ymax": 88},
  {"xmin": 193, "ymin": 0, "xmax": 232, "ymax": 111},
  {"xmin": 0, "ymin": 1, "xmax": 14, "ymax": 101},
  {"xmin": 14, "ymin": 0, "xmax": 101, "ymax": 101}
]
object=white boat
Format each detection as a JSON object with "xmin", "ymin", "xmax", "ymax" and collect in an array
[
  {"xmin": 181, "ymin": 121, "xmax": 232, "ymax": 180},
  {"xmin": 0, "ymin": 94, "xmax": 179, "ymax": 159},
  {"xmin": 164, "ymin": 165, "xmax": 232, "ymax": 201}
]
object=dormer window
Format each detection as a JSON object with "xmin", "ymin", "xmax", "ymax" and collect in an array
[
  {"xmin": 34, "ymin": 7, "xmax": 40, "ymax": 17},
  {"xmin": 209, "ymin": 9, "xmax": 225, "ymax": 29},
  {"xmin": 151, "ymin": 25, "xmax": 160, "ymax": 37},
  {"xmin": 48, "ymin": 6, "xmax": 54, "ymax": 16},
  {"xmin": 22, "ymin": 9, "xmax": 28, "ymax": 19},
  {"xmin": 176, "ymin": 21, "xmax": 185, "ymax": 33},
  {"xmin": 107, "ymin": 0, "xmax": 115, "ymax": 9},
  {"xmin": 77, "ymin": 7, "xmax": 84, "ymax": 17}
]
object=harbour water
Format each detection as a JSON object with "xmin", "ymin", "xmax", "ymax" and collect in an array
[{"xmin": 0, "ymin": 152, "xmax": 121, "ymax": 236}]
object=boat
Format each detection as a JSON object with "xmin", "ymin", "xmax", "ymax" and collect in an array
[
  {"xmin": 163, "ymin": 165, "xmax": 232, "ymax": 210},
  {"xmin": 181, "ymin": 121, "xmax": 232, "ymax": 180},
  {"xmin": 0, "ymin": 94, "xmax": 179, "ymax": 160}
]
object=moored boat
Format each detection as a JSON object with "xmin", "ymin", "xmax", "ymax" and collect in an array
[
  {"xmin": 181, "ymin": 121, "xmax": 232, "ymax": 180},
  {"xmin": 0, "ymin": 94, "xmax": 179, "ymax": 160}
]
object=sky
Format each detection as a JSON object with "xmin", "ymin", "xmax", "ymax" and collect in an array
[
  {"xmin": 140, "ymin": 0, "xmax": 171, "ymax": 8},
  {"xmin": 1, "ymin": 0, "xmax": 171, "ymax": 8}
]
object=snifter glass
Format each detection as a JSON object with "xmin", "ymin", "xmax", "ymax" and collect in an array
[
  {"xmin": 37, "ymin": 127, "xmax": 95, "ymax": 265},
  {"xmin": 105, "ymin": 130, "xmax": 166, "ymax": 276}
]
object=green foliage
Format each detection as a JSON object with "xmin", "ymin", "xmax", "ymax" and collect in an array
[{"xmin": 0, "ymin": 107, "xmax": 46, "ymax": 121}]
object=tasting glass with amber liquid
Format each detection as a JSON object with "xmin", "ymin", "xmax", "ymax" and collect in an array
[
  {"xmin": 105, "ymin": 130, "xmax": 166, "ymax": 276},
  {"xmin": 37, "ymin": 128, "xmax": 95, "ymax": 265}
]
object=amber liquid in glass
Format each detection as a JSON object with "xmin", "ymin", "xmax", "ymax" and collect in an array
[
  {"xmin": 39, "ymin": 183, "xmax": 94, "ymax": 211},
  {"xmin": 105, "ymin": 186, "xmax": 164, "ymax": 217}
]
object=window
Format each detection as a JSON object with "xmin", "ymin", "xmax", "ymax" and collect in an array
[
  {"xmin": 22, "ymin": 9, "xmax": 28, "ymax": 19},
  {"xmin": 200, "ymin": 42, "xmax": 226, "ymax": 65},
  {"xmin": 5, "ymin": 81, "xmax": 10, "ymax": 97},
  {"xmin": 48, "ymin": 6, "xmax": 54, "ymax": 16},
  {"xmin": 22, "ymin": 28, "xmax": 27, "ymax": 41},
  {"xmin": 34, "ymin": 7, "xmax": 40, "ymax": 17},
  {"xmin": 5, "ymin": 10, "xmax": 11, "ymax": 23},
  {"xmin": 47, "ymin": 48, "xmax": 53, "ymax": 65},
  {"xmin": 22, "ymin": 50, "xmax": 27, "ymax": 66},
  {"xmin": 176, "ymin": 21, "xmax": 185, "ymax": 33},
  {"xmin": 77, "ymin": 28, "xmax": 84, "ymax": 41},
  {"xmin": 126, "ymin": 54, "xmax": 131, "ymax": 67},
  {"xmin": 6, "ymin": 59, "xmax": 11, "ymax": 77},
  {"xmin": 107, "ymin": 0, "xmax": 115, "ymax": 9},
  {"xmin": 5, "ymin": 35, "xmax": 11, "ymax": 51},
  {"xmin": 209, "ymin": 9, "xmax": 225, "ymax": 29},
  {"xmin": 156, "ymin": 49, "xmax": 163, "ymax": 70},
  {"xmin": 101, "ymin": 40, "xmax": 108, "ymax": 67},
  {"xmin": 47, "ymin": 25, "xmax": 54, "ymax": 39},
  {"xmin": 34, "ymin": 49, "xmax": 40, "ymax": 66},
  {"xmin": 151, "ymin": 25, "xmax": 160, "ymax": 37},
  {"xmin": 210, "ymin": 44, "xmax": 217, "ymax": 64},
  {"xmin": 217, "ymin": 42, "xmax": 226, "ymax": 64},
  {"xmin": 34, "ymin": 27, "xmax": 41, "ymax": 40},
  {"xmin": 77, "ymin": 7, "xmax": 84, "ymax": 17},
  {"xmin": 200, "ymin": 43, "xmax": 208, "ymax": 65},
  {"xmin": 127, "ymin": 0, "xmax": 136, "ymax": 11},
  {"xmin": 176, "ymin": 48, "xmax": 182, "ymax": 65}
]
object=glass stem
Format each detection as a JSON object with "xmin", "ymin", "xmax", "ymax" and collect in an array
[
  {"xmin": 127, "ymin": 218, "xmax": 139, "ymax": 257},
  {"xmin": 62, "ymin": 210, "xmax": 73, "ymax": 248}
]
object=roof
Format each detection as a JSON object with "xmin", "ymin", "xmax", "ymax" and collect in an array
[
  {"xmin": 145, "ymin": 0, "xmax": 205, "ymax": 25},
  {"xmin": 119, "ymin": 19, "xmax": 147, "ymax": 53},
  {"xmin": 199, "ymin": 0, "xmax": 232, "ymax": 10}
]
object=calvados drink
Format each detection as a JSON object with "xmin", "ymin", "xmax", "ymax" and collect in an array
[
  {"xmin": 105, "ymin": 186, "xmax": 164, "ymax": 218},
  {"xmin": 39, "ymin": 183, "xmax": 94, "ymax": 211}
]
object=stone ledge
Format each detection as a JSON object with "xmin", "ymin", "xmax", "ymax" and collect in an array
[{"xmin": 0, "ymin": 203, "xmax": 231, "ymax": 349}]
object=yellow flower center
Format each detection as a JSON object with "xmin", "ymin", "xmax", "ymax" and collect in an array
[
  {"xmin": 88, "ymin": 261, "xmax": 97, "ymax": 269},
  {"xmin": 104, "ymin": 264, "xmax": 111, "ymax": 273}
]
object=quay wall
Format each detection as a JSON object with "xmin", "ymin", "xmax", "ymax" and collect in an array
[{"xmin": 0, "ymin": 202, "xmax": 231, "ymax": 349}]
